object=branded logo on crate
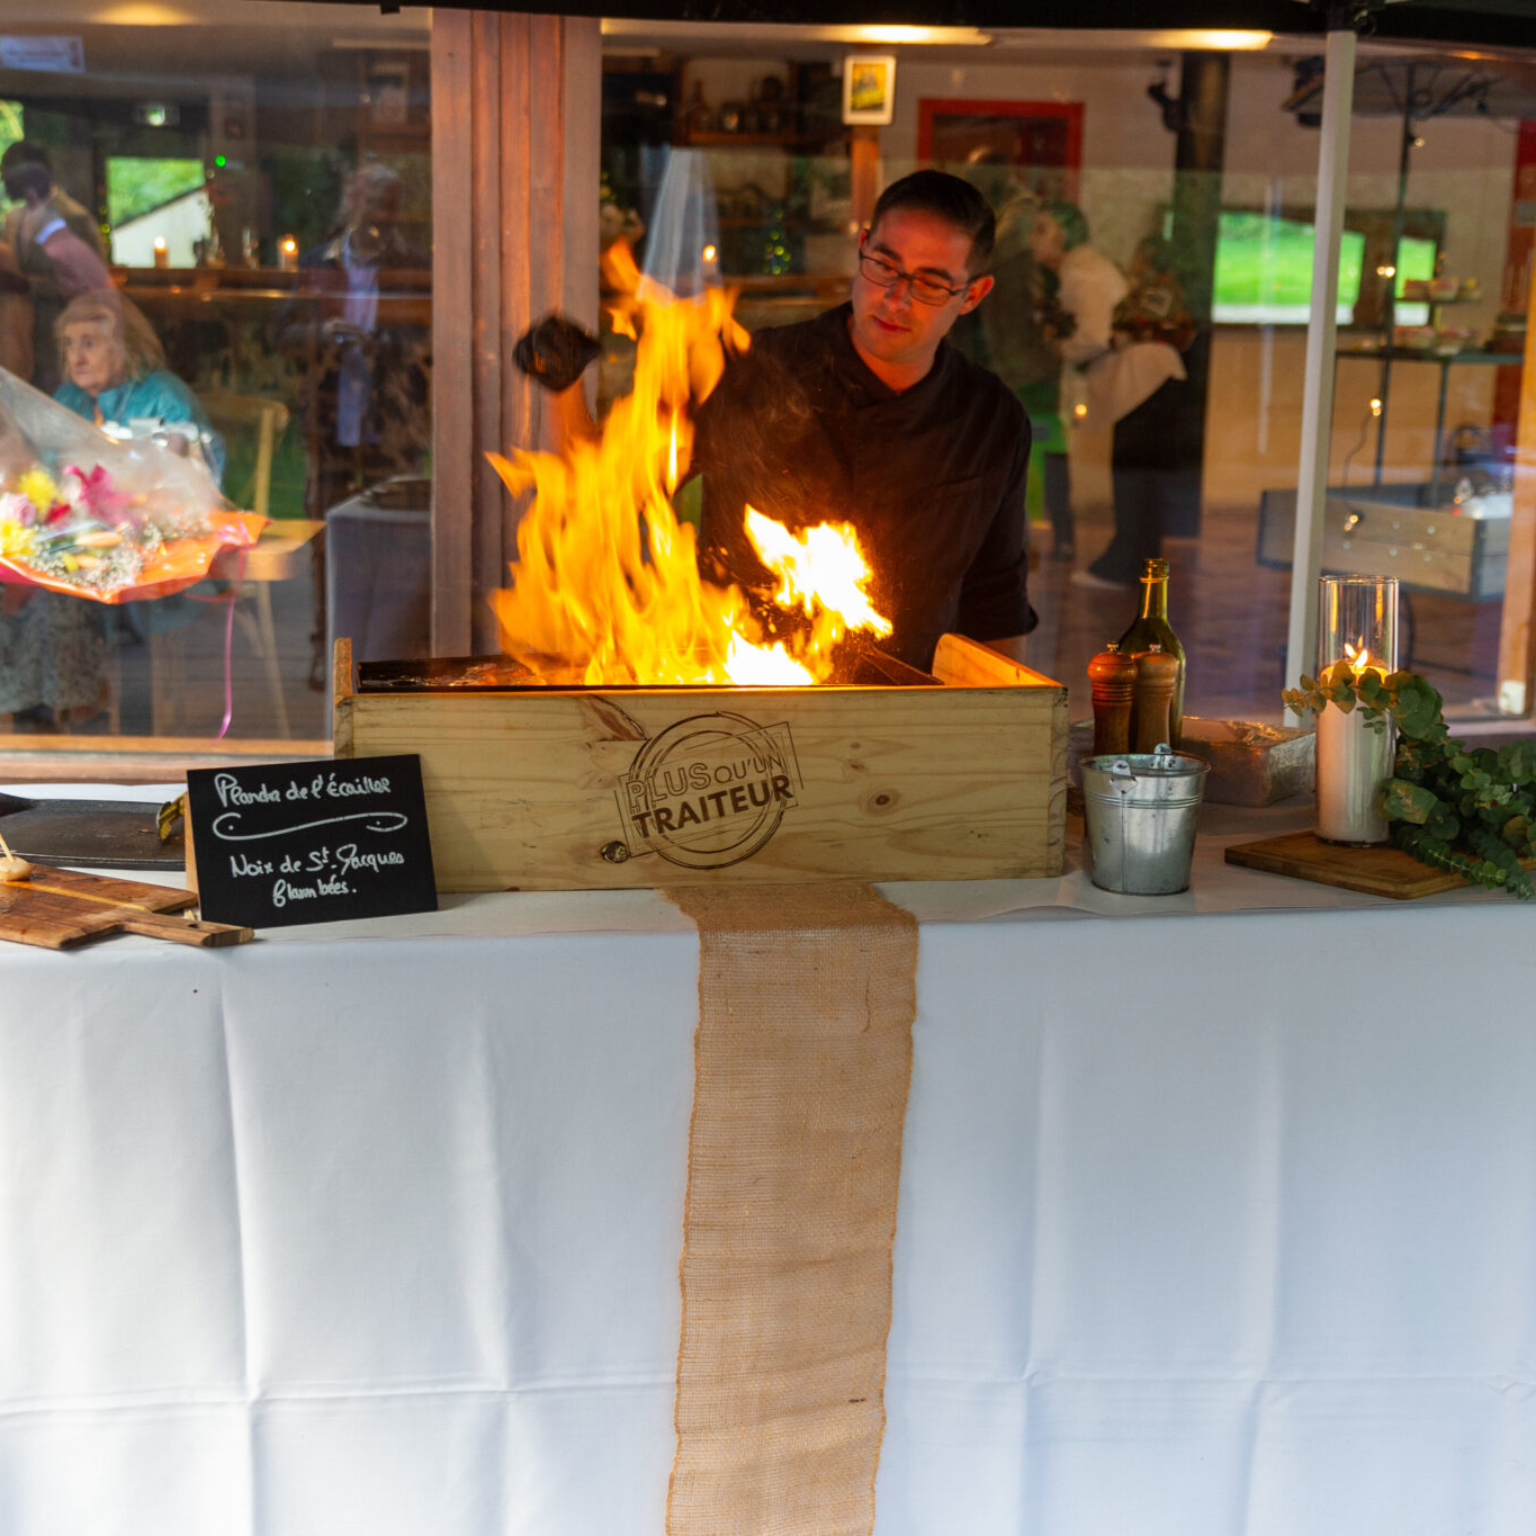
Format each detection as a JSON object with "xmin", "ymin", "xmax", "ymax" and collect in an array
[{"xmin": 615, "ymin": 712, "xmax": 803, "ymax": 868}]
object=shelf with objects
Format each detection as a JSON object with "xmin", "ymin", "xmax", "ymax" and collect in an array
[
  {"xmin": 1257, "ymin": 268, "xmax": 1518, "ymax": 604},
  {"xmin": 601, "ymin": 55, "xmax": 853, "ymax": 328},
  {"xmin": 1256, "ymin": 54, "xmax": 1534, "ymax": 688}
]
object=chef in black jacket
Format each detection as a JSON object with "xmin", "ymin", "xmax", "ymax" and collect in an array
[
  {"xmin": 514, "ymin": 171, "xmax": 1035, "ymax": 673},
  {"xmin": 691, "ymin": 170, "xmax": 1036, "ymax": 673}
]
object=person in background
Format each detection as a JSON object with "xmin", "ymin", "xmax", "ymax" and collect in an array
[
  {"xmin": 0, "ymin": 141, "xmax": 111, "ymax": 393},
  {"xmin": 0, "ymin": 294, "xmax": 222, "ymax": 732},
  {"xmin": 1029, "ymin": 202, "xmax": 1186, "ymax": 590},
  {"xmin": 53, "ymin": 292, "xmax": 224, "ymax": 481},
  {"xmin": 954, "ymin": 158, "xmax": 1072, "ymax": 561},
  {"xmin": 278, "ymin": 162, "xmax": 430, "ymax": 519},
  {"xmin": 1083, "ymin": 234, "xmax": 1191, "ymax": 588},
  {"xmin": 277, "ymin": 161, "xmax": 430, "ymax": 684},
  {"xmin": 0, "ymin": 235, "xmax": 33, "ymax": 379}
]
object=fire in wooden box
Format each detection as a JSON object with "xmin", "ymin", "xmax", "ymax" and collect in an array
[
  {"xmin": 334, "ymin": 633, "xmax": 1067, "ymax": 892},
  {"xmin": 332, "ymin": 248, "xmax": 1066, "ymax": 890}
]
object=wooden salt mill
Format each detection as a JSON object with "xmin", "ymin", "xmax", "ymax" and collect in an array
[
  {"xmin": 1087, "ymin": 642, "xmax": 1137, "ymax": 756},
  {"xmin": 1131, "ymin": 643, "xmax": 1181, "ymax": 753}
]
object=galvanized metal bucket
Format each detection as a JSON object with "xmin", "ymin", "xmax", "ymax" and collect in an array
[{"xmin": 1082, "ymin": 743, "xmax": 1210, "ymax": 895}]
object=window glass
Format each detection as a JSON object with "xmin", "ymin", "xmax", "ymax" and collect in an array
[
  {"xmin": 0, "ymin": 3, "xmax": 432, "ymax": 748},
  {"xmin": 1326, "ymin": 52, "xmax": 1533, "ymax": 720},
  {"xmin": 599, "ymin": 31, "xmax": 1535, "ymax": 729}
]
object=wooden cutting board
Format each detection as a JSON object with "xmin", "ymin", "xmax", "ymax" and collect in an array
[
  {"xmin": 0, "ymin": 866, "xmax": 253, "ymax": 950},
  {"xmin": 1224, "ymin": 829, "xmax": 1536, "ymax": 900}
]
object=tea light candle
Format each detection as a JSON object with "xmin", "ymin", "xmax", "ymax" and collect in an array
[
  {"xmin": 1314, "ymin": 577, "xmax": 1399, "ymax": 847},
  {"xmin": 279, "ymin": 235, "xmax": 298, "ymax": 272},
  {"xmin": 153, "ymin": 236, "xmax": 168, "ymax": 269}
]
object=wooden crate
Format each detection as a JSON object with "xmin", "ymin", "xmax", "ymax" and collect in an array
[
  {"xmin": 1258, "ymin": 485, "xmax": 1509, "ymax": 600},
  {"xmin": 333, "ymin": 635, "xmax": 1068, "ymax": 892}
]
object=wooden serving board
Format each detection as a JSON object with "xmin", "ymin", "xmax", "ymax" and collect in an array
[
  {"xmin": 0, "ymin": 866, "xmax": 253, "ymax": 950},
  {"xmin": 1224, "ymin": 829, "xmax": 1536, "ymax": 900}
]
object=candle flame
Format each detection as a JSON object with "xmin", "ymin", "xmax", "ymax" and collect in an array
[{"xmin": 1343, "ymin": 643, "xmax": 1383, "ymax": 678}]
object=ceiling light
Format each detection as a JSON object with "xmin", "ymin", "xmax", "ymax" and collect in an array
[
  {"xmin": 1144, "ymin": 30, "xmax": 1274, "ymax": 51},
  {"xmin": 843, "ymin": 26, "xmax": 992, "ymax": 46},
  {"xmin": 599, "ymin": 20, "xmax": 992, "ymax": 48},
  {"xmin": 92, "ymin": 3, "xmax": 199, "ymax": 21},
  {"xmin": 989, "ymin": 28, "xmax": 1272, "ymax": 53}
]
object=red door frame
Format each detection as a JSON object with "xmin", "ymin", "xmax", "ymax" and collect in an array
[{"xmin": 916, "ymin": 98, "xmax": 1084, "ymax": 202}]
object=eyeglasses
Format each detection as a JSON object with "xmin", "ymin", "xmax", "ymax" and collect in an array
[{"xmin": 857, "ymin": 249, "xmax": 973, "ymax": 307}]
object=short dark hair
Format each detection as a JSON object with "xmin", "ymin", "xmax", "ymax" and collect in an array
[
  {"xmin": 1, "ymin": 141, "xmax": 52, "ymax": 199},
  {"xmin": 869, "ymin": 170, "xmax": 996, "ymax": 274},
  {"xmin": 1, "ymin": 140, "xmax": 50, "ymax": 175}
]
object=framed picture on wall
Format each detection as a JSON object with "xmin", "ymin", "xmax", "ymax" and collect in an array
[
  {"xmin": 916, "ymin": 99, "xmax": 1084, "ymax": 203},
  {"xmin": 843, "ymin": 55, "xmax": 896, "ymax": 126}
]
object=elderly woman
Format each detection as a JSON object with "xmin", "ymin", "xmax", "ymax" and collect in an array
[
  {"xmin": 0, "ymin": 296, "xmax": 221, "ymax": 731},
  {"xmin": 53, "ymin": 293, "xmax": 224, "ymax": 481}
]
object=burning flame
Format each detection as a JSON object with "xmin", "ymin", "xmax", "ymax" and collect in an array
[
  {"xmin": 488, "ymin": 243, "xmax": 888, "ymax": 686},
  {"xmin": 743, "ymin": 508, "xmax": 892, "ymax": 650},
  {"xmin": 1344, "ymin": 643, "xmax": 1378, "ymax": 677}
]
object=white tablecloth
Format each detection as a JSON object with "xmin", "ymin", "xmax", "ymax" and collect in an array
[{"xmin": 2, "ymin": 787, "xmax": 1533, "ymax": 1535}]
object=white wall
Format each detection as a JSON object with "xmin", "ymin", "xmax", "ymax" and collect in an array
[
  {"xmin": 883, "ymin": 48, "xmax": 1520, "ymax": 309},
  {"xmin": 883, "ymin": 55, "xmax": 1176, "ymax": 265},
  {"xmin": 111, "ymin": 188, "xmax": 211, "ymax": 267}
]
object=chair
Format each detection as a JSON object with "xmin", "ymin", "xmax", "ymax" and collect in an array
[{"xmin": 197, "ymin": 390, "xmax": 296, "ymax": 737}]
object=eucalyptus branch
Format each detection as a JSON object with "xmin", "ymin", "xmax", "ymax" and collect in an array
[{"xmin": 1284, "ymin": 666, "xmax": 1535, "ymax": 899}]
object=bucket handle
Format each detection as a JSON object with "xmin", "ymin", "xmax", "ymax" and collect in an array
[{"xmin": 1109, "ymin": 744, "xmax": 1177, "ymax": 796}]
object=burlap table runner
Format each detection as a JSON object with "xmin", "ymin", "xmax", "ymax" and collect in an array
[{"xmin": 663, "ymin": 882, "xmax": 919, "ymax": 1536}]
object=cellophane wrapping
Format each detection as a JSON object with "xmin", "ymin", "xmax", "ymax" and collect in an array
[{"xmin": 0, "ymin": 366, "xmax": 265, "ymax": 603}]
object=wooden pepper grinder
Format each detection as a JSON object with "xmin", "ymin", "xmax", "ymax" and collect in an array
[
  {"xmin": 1087, "ymin": 642, "xmax": 1137, "ymax": 757},
  {"xmin": 1131, "ymin": 643, "xmax": 1181, "ymax": 754}
]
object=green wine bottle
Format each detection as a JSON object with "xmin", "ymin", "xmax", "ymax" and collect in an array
[{"xmin": 1118, "ymin": 558, "xmax": 1186, "ymax": 744}]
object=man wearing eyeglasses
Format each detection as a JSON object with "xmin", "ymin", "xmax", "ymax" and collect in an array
[{"xmin": 692, "ymin": 170, "xmax": 1036, "ymax": 672}]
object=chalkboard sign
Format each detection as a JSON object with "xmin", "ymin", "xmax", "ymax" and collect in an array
[{"xmin": 186, "ymin": 755, "xmax": 437, "ymax": 929}]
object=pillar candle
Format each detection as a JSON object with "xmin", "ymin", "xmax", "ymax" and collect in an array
[{"xmin": 1316, "ymin": 699, "xmax": 1394, "ymax": 845}]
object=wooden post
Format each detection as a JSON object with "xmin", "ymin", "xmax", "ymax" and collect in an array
[
  {"xmin": 850, "ymin": 126, "xmax": 880, "ymax": 230},
  {"xmin": 430, "ymin": 12, "xmax": 601, "ymax": 656},
  {"xmin": 1495, "ymin": 263, "xmax": 1536, "ymax": 717}
]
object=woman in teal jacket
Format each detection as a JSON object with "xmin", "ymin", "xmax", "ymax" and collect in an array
[
  {"xmin": 53, "ymin": 293, "xmax": 224, "ymax": 481},
  {"xmin": 0, "ymin": 293, "xmax": 223, "ymax": 729}
]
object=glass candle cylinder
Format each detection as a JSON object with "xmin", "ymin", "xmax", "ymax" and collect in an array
[
  {"xmin": 278, "ymin": 235, "xmax": 299, "ymax": 273},
  {"xmin": 152, "ymin": 236, "xmax": 168, "ymax": 269},
  {"xmin": 1315, "ymin": 575, "xmax": 1399, "ymax": 845}
]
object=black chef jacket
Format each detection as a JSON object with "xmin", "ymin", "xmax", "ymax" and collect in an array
[{"xmin": 692, "ymin": 302, "xmax": 1035, "ymax": 672}]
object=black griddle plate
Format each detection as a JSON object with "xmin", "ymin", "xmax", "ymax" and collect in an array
[
  {"xmin": 0, "ymin": 793, "xmax": 186, "ymax": 871},
  {"xmin": 357, "ymin": 641, "xmax": 940, "ymax": 692}
]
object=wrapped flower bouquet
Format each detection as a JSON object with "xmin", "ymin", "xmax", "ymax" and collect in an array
[{"xmin": 0, "ymin": 368, "xmax": 264, "ymax": 603}]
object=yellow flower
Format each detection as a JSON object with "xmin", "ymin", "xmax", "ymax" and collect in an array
[
  {"xmin": 0, "ymin": 521, "xmax": 36, "ymax": 558},
  {"xmin": 17, "ymin": 467, "xmax": 59, "ymax": 512}
]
